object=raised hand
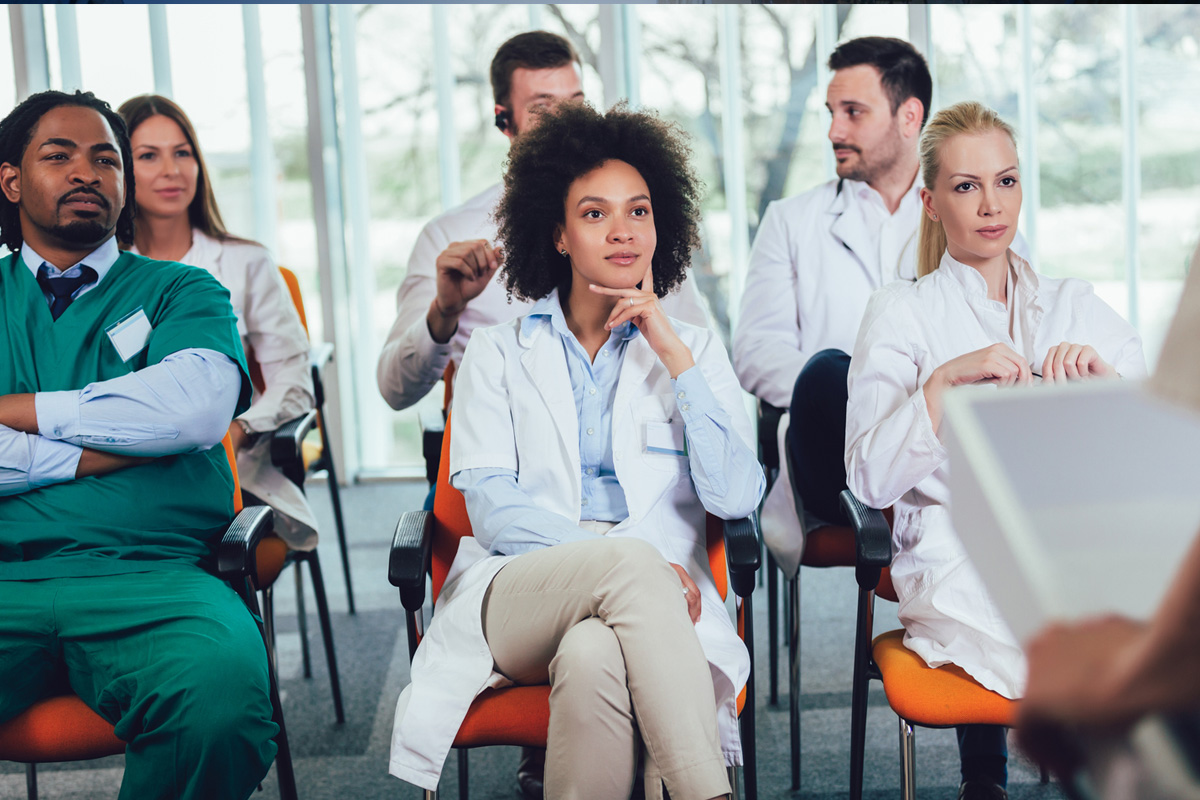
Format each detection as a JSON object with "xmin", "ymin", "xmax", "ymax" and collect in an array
[
  {"xmin": 1041, "ymin": 342, "xmax": 1115, "ymax": 384},
  {"xmin": 428, "ymin": 239, "xmax": 502, "ymax": 343}
]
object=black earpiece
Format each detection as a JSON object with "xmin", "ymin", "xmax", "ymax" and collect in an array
[{"xmin": 494, "ymin": 109, "xmax": 512, "ymax": 132}]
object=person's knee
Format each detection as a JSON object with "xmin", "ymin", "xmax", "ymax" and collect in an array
[
  {"xmin": 550, "ymin": 621, "xmax": 626, "ymax": 689},
  {"xmin": 792, "ymin": 349, "xmax": 851, "ymax": 407},
  {"xmin": 148, "ymin": 643, "xmax": 276, "ymax": 754}
]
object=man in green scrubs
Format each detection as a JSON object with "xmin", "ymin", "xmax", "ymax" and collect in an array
[{"xmin": 0, "ymin": 91, "xmax": 277, "ymax": 799}]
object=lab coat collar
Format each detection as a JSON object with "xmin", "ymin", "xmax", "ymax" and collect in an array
[
  {"xmin": 937, "ymin": 248, "xmax": 1041, "ymax": 303},
  {"xmin": 182, "ymin": 228, "xmax": 222, "ymax": 267},
  {"xmin": 520, "ymin": 287, "xmax": 639, "ymax": 344},
  {"xmin": 827, "ymin": 177, "xmax": 922, "ymax": 273}
]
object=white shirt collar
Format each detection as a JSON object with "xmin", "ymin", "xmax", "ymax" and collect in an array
[
  {"xmin": 936, "ymin": 248, "xmax": 1040, "ymax": 301},
  {"xmin": 22, "ymin": 236, "xmax": 121, "ymax": 283}
]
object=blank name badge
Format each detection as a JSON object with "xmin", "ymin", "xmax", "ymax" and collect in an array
[
  {"xmin": 105, "ymin": 306, "xmax": 153, "ymax": 362},
  {"xmin": 646, "ymin": 420, "xmax": 687, "ymax": 456}
]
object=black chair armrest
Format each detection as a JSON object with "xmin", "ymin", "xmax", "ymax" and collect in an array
[
  {"xmin": 310, "ymin": 342, "xmax": 334, "ymax": 374},
  {"xmin": 271, "ymin": 409, "xmax": 319, "ymax": 472},
  {"xmin": 310, "ymin": 342, "xmax": 335, "ymax": 407},
  {"xmin": 420, "ymin": 409, "xmax": 446, "ymax": 486},
  {"xmin": 839, "ymin": 490, "xmax": 891, "ymax": 590},
  {"xmin": 217, "ymin": 506, "xmax": 276, "ymax": 579},
  {"xmin": 758, "ymin": 401, "xmax": 786, "ymax": 481},
  {"xmin": 723, "ymin": 514, "xmax": 761, "ymax": 598},
  {"xmin": 389, "ymin": 510, "xmax": 435, "ymax": 611}
]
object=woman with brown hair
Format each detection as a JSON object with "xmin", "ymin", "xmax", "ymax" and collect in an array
[{"xmin": 118, "ymin": 94, "xmax": 318, "ymax": 551}]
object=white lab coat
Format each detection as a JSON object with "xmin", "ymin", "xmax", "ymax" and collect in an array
[
  {"xmin": 844, "ymin": 250, "xmax": 1147, "ymax": 698},
  {"xmin": 377, "ymin": 183, "xmax": 714, "ymax": 411},
  {"xmin": 733, "ymin": 178, "xmax": 922, "ymax": 576},
  {"xmin": 389, "ymin": 313, "xmax": 757, "ymax": 791},
  {"xmin": 137, "ymin": 231, "xmax": 319, "ymax": 550}
]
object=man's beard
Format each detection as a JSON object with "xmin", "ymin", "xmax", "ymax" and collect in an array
[
  {"xmin": 49, "ymin": 218, "xmax": 111, "ymax": 245},
  {"xmin": 837, "ymin": 119, "xmax": 905, "ymax": 184}
]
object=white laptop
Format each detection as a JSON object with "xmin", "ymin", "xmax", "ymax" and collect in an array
[{"xmin": 944, "ymin": 244, "xmax": 1200, "ymax": 643}]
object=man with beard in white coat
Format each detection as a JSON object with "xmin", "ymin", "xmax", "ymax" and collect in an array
[{"xmin": 733, "ymin": 37, "xmax": 935, "ymax": 574}]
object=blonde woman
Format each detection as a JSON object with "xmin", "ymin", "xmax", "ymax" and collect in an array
[{"xmin": 844, "ymin": 101, "xmax": 1146, "ymax": 799}]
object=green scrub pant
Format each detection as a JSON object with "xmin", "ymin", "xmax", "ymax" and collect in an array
[{"xmin": 0, "ymin": 569, "xmax": 278, "ymax": 800}]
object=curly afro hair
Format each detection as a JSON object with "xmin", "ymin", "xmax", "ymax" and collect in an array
[{"xmin": 496, "ymin": 102, "xmax": 703, "ymax": 302}]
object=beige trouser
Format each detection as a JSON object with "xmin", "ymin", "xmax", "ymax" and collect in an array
[{"xmin": 482, "ymin": 533, "xmax": 730, "ymax": 800}]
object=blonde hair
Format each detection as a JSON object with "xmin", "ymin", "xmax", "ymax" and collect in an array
[{"xmin": 917, "ymin": 101, "xmax": 1018, "ymax": 277}]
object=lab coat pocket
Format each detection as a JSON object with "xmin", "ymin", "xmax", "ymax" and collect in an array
[{"xmin": 635, "ymin": 394, "xmax": 688, "ymax": 474}]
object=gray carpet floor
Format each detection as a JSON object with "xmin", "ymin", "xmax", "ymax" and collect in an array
[{"xmin": 0, "ymin": 480, "xmax": 1065, "ymax": 800}]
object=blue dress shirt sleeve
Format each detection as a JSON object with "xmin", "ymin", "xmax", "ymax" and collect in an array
[
  {"xmin": 34, "ymin": 348, "xmax": 242, "ymax": 456},
  {"xmin": 0, "ymin": 423, "xmax": 82, "ymax": 496},
  {"xmin": 672, "ymin": 365, "xmax": 765, "ymax": 520},
  {"xmin": 452, "ymin": 467, "xmax": 601, "ymax": 556}
]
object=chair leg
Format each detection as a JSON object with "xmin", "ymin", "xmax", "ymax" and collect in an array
[
  {"xmin": 899, "ymin": 717, "xmax": 916, "ymax": 800},
  {"xmin": 248, "ymin": 581, "xmax": 299, "ymax": 800},
  {"xmin": 425, "ymin": 791, "xmax": 439, "ymax": 800},
  {"xmin": 25, "ymin": 763, "xmax": 36, "ymax": 800},
  {"xmin": 728, "ymin": 765, "xmax": 741, "ymax": 800},
  {"xmin": 741, "ymin": 592, "xmax": 757, "ymax": 800},
  {"xmin": 318, "ymin": 424, "xmax": 355, "ymax": 615},
  {"xmin": 306, "ymin": 552, "xmax": 345, "ymax": 724},
  {"xmin": 457, "ymin": 748, "xmax": 469, "ymax": 800},
  {"xmin": 787, "ymin": 575, "xmax": 800, "ymax": 791},
  {"xmin": 261, "ymin": 584, "xmax": 277, "ymax": 666},
  {"xmin": 849, "ymin": 588, "xmax": 875, "ymax": 800},
  {"xmin": 767, "ymin": 554, "xmax": 779, "ymax": 706},
  {"xmin": 294, "ymin": 565, "xmax": 312, "ymax": 679}
]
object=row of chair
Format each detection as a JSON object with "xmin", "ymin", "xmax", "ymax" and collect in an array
[{"xmin": 757, "ymin": 400, "xmax": 1046, "ymax": 799}]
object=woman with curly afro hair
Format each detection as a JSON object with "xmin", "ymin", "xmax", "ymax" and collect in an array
[{"xmin": 388, "ymin": 102, "xmax": 765, "ymax": 800}]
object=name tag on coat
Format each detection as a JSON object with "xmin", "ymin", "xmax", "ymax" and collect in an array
[
  {"xmin": 105, "ymin": 307, "xmax": 153, "ymax": 362},
  {"xmin": 645, "ymin": 420, "xmax": 687, "ymax": 456}
]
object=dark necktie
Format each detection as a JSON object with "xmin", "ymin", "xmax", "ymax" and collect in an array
[{"xmin": 36, "ymin": 265, "xmax": 98, "ymax": 321}]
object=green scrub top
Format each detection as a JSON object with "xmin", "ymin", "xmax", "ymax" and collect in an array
[{"xmin": 0, "ymin": 247, "xmax": 252, "ymax": 579}]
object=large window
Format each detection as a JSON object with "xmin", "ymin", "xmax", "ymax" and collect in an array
[{"xmin": 7, "ymin": 3, "xmax": 1199, "ymax": 477}]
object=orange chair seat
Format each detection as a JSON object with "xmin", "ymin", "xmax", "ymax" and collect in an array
[
  {"xmin": 454, "ymin": 687, "xmax": 551, "ymax": 748},
  {"xmin": 0, "ymin": 695, "xmax": 124, "ymax": 762},
  {"xmin": 871, "ymin": 629, "xmax": 1016, "ymax": 728},
  {"xmin": 255, "ymin": 534, "xmax": 291, "ymax": 589}
]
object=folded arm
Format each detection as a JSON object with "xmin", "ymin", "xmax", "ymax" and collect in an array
[
  {"xmin": 21, "ymin": 348, "xmax": 242, "ymax": 457},
  {"xmin": 844, "ymin": 291, "xmax": 947, "ymax": 509}
]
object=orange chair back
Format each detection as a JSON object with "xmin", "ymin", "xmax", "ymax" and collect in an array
[
  {"xmin": 430, "ymin": 413, "xmax": 472, "ymax": 602},
  {"xmin": 278, "ymin": 267, "xmax": 309, "ymax": 334},
  {"xmin": 222, "ymin": 433, "xmax": 244, "ymax": 514}
]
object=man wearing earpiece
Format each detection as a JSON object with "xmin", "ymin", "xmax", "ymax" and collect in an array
[{"xmin": 377, "ymin": 30, "xmax": 710, "ymax": 414}]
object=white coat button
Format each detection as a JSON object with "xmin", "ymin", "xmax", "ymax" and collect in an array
[
  {"xmin": 586, "ymin": 467, "xmax": 594, "ymax": 475},
  {"xmin": 587, "ymin": 427, "xmax": 594, "ymax": 435},
  {"xmin": 677, "ymin": 391, "xmax": 686, "ymax": 399},
  {"xmin": 681, "ymin": 403, "xmax": 691, "ymax": 412},
  {"xmin": 602, "ymin": 350, "xmax": 609, "ymax": 357},
  {"xmin": 589, "ymin": 388, "xmax": 597, "ymax": 396}
]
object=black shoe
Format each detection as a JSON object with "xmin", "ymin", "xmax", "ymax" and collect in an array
[
  {"xmin": 958, "ymin": 780, "xmax": 1008, "ymax": 800},
  {"xmin": 516, "ymin": 746, "xmax": 545, "ymax": 800}
]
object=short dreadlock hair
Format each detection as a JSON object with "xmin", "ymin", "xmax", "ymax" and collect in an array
[
  {"xmin": 0, "ymin": 90, "xmax": 135, "ymax": 252},
  {"xmin": 496, "ymin": 102, "xmax": 702, "ymax": 302}
]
